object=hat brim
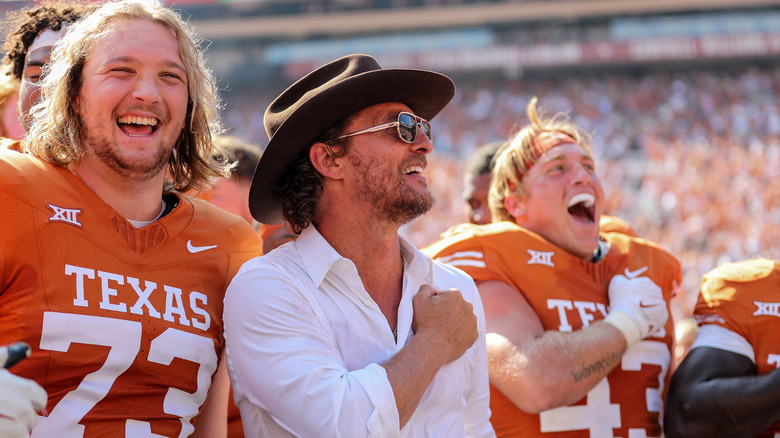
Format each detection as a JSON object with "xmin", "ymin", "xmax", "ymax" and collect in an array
[{"xmin": 249, "ymin": 67, "xmax": 455, "ymax": 225}]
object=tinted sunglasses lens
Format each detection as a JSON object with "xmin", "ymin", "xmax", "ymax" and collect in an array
[
  {"xmin": 397, "ymin": 113, "xmax": 416, "ymax": 143},
  {"xmin": 420, "ymin": 120, "xmax": 432, "ymax": 141}
]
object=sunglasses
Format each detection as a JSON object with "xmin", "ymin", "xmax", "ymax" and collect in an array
[{"xmin": 335, "ymin": 111, "xmax": 433, "ymax": 144}]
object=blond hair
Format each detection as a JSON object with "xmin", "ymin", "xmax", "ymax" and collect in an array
[
  {"xmin": 489, "ymin": 96, "xmax": 593, "ymax": 222},
  {"xmin": 24, "ymin": 0, "xmax": 227, "ymax": 192}
]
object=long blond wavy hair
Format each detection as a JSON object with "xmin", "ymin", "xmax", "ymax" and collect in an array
[
  {"xmin": 489, "ymin": 96, "xmax": 593, "ymax": 222},
  {"xmin": 24, "ymin": 0, "xmax": 228, "ymax": 192}
]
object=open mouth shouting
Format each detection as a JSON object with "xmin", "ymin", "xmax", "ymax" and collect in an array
[
  {"xmin": 567, "ymin": 192, "xmax": 596, "ymax": 224},
  {"xmin": 117, "ymin": 115, "xmax": 159, "ymax": 137}
]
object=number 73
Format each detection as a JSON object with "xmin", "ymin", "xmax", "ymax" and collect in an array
[{"xmin": 31, "ymin": 312, "xmax": 218, "ymax": 438}]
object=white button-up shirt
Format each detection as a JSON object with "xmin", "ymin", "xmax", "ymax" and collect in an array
[{"xmin": 224, "ymin": 225, "xmax": 494, "ymax": 438}]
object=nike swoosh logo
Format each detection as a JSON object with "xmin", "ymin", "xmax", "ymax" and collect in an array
[
  {"xmin": 187, "ymin": 240, "xmax": 217, "ymax": 254},
  {"xmin": 624, "ymin": 266, "xmax": 648, "ymax": 279}
]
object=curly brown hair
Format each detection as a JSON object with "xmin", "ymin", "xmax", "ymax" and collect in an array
[
  {"xmin": 273, "ymin": 119, "xmax": 350, "ymax": 234},
  {"xmin": 1, "ymin": 0, "xmax": 89, "ymax": 80}
]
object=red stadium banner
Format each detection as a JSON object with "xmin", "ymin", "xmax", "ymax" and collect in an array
[{"xmin": 284, "ymin": 32, "xmax": 780, "ymax": 76}]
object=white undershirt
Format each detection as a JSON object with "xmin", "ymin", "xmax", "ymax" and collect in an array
[{"xmin": 126, "ymin": 199, "xmax": 166, "ymax": 228}]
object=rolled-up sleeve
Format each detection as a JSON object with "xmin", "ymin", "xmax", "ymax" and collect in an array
[{"xmin": 224, "ymin": 262, "xmax": 400, "ymax": 437}]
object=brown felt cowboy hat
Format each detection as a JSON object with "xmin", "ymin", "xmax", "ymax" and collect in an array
[{"xmin": 248, "ymin": 54, "xmax": 456, "ymax": 224}]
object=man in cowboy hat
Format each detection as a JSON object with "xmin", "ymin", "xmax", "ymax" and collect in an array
[{"xmin": 223, "ymin": 54, "xmax": 494, "ymax": 437}]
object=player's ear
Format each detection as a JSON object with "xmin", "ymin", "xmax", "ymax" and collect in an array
[
  {"xmin": 310, "ymin": 142, "xmax": 345, "ymax": 180},
  {"xmin": 504, "ymin": 192, "xmax": 527, "ymax": 220}
]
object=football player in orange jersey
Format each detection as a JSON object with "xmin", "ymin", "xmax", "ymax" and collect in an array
[
  {"xmin": 0, "ymin": 0, "xmax": 89, "ymax": 147},
  {"xmin": 0, "ymin": 1, "xmax": 262, "ymax": 437},
  {"xmin": 664, "ymin": 258, "xmax": 780, "ymax": 437},
  {"xmin": 457, "ymin": 138, "xmax": 697, "ymax": 373},
  {"xmin": 425, "ymin": 96, "xmax": 682, "ymax": 438}
]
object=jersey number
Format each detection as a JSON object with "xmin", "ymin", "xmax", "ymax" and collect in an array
[
  {"xmin": 539, "ymin": 340, "xmax": 670, "ymax": 437},
  {"xmin": 32, "ymin": 312, "xmax": 218, "ymax": 438}
]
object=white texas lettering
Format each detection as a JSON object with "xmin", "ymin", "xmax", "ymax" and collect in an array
[
  {"xmin": 548, "ymin": 299, "xmax": 574, "ymax": 332},
  {"xmin": 573, "ymin": 301, "xmax": 597, "ymax": 327},
  {"xmin": 163, "ymin": 285, "xmax": 189, "ymax": 327},
  {"xmin": 548, "ymin": 299, "xmax": 608, "ymax": 332},
  {"xmin": 67, "ymin": 264, "xmax": 94, "ymax": 307},
  {"xmin": 98, "ymin": 270, "xmax": 127, "ymax": 313},
  {"xmin": 64, "ymin": 264, "xmax": 210, "ymax": 331},
  {"xmin": 127, "ymin": 278, "xmax": 161, "ymax": 318}
]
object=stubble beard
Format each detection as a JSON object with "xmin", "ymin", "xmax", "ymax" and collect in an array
[
  {"xmin": 349, "ymin": 152, "xmax": 435, "ymax": 225},
  {"xmin": 77, "ymin": 108, "xmax": 171, "ymax": 182}
]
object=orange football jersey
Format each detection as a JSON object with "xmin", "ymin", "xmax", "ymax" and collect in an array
[
  {"xmin": 425, "ymin": 221, "xmax": 681, "ymax": 438},
  {"xmin": 694, "ymin": 258, "xmax": 780, "ymax": 437},
  {"xmin": 0, "ymin": 150, "xmax": 262, "ymax": 437}
]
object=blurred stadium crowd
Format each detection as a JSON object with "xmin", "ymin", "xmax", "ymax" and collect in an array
[{"xmin": 222, "ymin": 63, "xmax": 780, "ymax": 308}]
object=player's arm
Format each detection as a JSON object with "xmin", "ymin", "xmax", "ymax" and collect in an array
[
  {"xmin": 190, "ymin": 352, "xmax": 228, "ymax": 438},
  {"xmin": 481, "ymin": 279, "xmax": 625, "ymax": 412},
  {"xmin": 481, "ymin": 274, "xmax": 667, "ymax": 413},
  {"xmin": 664, "ymin": 346, "xmax": 780, "ymax": 438}
]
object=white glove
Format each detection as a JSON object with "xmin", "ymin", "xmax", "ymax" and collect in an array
[
  {"xmin": 0, "ymin": 345, "xmax": 47, "ymax": 438},
  {"xmin": 604, "ymin": 274, "xmax": 668, "ymax": 346}
]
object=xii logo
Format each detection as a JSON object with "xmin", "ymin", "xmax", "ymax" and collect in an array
[
  {"xmin": 754, "ymin": 301, "xmax": 780, "ymax": 318},
  {"xmin": 47, "ymin": 203, "xmax": 83, "ymax": 227},
  {"xmin": 527, "ymin": 249, "xmax": 555, "ymax": 267}
]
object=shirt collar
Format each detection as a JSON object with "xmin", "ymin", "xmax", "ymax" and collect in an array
[
  {"xmin": 399, "ymin": 233, "xmax": 435, "ymax": 285},
  {"xmin": 295, "ymin": 226, "xmax": 435, "ymax": 287},
  {"xmin": 295, "ymin": 225, "xmax": 343, "ymax": 288}
]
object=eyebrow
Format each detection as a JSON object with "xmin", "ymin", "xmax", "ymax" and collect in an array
[
  {"xmin": 105, "ymin": 56, "xmax": 186, "ymax": 74},
  {"xmin": 375, "ymin": 111, "xmax": 398, "ymax": 124}
]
